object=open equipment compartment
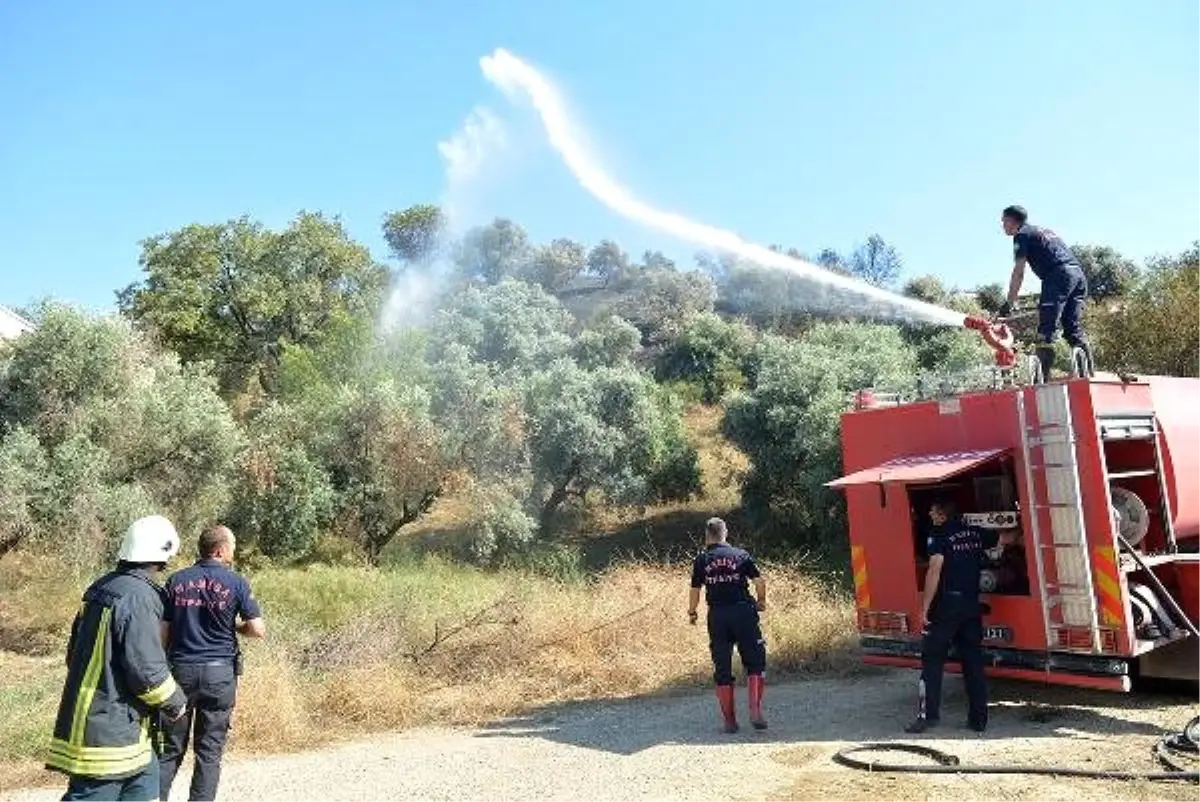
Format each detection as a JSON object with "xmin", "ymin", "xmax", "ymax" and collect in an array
[{"xmin": 906, "ymin": 460, "xmax": 1030, "ymax": 598}]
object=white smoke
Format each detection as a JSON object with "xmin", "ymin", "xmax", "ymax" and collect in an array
[
  {"xmin": 436, "ymin": 106, "xmax": 509, "ymax": 231},
  {"xmin": 379, "ymin": 268, "xmax": 443, "ymax": 333},
  {"xmin": 477, "ymin": 47, "xmax": 967, "ymax": 328},
  {"xmin": 381, "ymin": 106, "xmax": 510, "ymax": 333}
]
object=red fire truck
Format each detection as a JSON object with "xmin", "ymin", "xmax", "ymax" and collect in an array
[{"xmin": 826, "ymin": 360, "xmax": 1199, "ymax": 691}]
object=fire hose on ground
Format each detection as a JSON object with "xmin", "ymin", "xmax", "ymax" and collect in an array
[{"xmin": 833, "ymin": 715, "xmax": 1199, "ymax": 782}]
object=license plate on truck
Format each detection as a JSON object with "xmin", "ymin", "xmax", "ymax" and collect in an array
[{"xmin": 983, "ymin": 625, "xmax": 1013, "ymax": 643}]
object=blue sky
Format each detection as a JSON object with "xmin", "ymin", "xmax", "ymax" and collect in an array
[{"xmin": 2, "ymin": 1, "xmax": 1197, "ymax": 312}]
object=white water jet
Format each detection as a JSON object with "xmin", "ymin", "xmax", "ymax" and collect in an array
[{"xmin": 478, "ymin": 47, "xmax": 967, "ymax": 328}]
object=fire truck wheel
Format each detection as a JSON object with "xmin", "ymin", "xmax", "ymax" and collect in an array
[{"xmin": 979, "ymin": 570, "xmax": 998, "ymax": 593}]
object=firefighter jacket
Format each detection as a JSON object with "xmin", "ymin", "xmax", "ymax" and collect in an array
[{"xmin": 46, "ymin": 566, "xmax": 186, "ymax": 779}]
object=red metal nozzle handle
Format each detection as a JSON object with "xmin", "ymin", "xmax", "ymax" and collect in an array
[
  {"xmin": 962, "ymin": 315, "xmax": 1017, "ymax": 369},
  {"xmin": 963, "ymin": 315, "xmax": 990, "ymax": 332}
]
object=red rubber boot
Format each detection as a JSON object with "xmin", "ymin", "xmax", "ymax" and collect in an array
[
  {"xmin": 715, "ymin": 685, "xmax": 738, "ymax": 733},
  {"xmin": 748, "ymin": 674, "xmax": 768, "ymax": 730}
]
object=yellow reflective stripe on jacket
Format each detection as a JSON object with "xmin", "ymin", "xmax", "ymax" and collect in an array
[
  {"xmin": 68, "ymin": 607, "xmax": 112, "ymax": 746},
  {"xmin": 136, "ymin": 674, "xmax": 179, "ymax": 707},
  {"xmin": 46, "ymin": 737, "xmax": 152, "ymax": 777}
]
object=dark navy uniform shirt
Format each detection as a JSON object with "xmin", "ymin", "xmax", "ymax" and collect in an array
[
  {"xmin": 1012, "ymin": 224, "xmax": 1079, "ymax": 281},
  {"xmin": 927, "ymin": 523, "xmax": 1000, "ymax": 605},
  {"xmin": 691, "ymin": 543, "xmax": 760, "ymax": 607},
  {"xmin": 164, "ymin": 559, "xmax": 261, "ymax": 664}
]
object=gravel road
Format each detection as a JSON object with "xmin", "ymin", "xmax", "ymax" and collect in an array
[{"xmin": 6, "ymin": 670, "xmax": 1196, "ymax": 801}]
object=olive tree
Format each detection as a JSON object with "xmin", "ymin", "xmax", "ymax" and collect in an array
[
  {"xmin": 724, "ymin": 323, "xmax": 917, "ymax": 552},
  {"xmin": 0, "ymin": 304, "xmax": 242, "ymax": 564}
]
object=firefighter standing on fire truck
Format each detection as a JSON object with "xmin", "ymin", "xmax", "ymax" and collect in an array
[
  {"xmin": 688, "ymin": 517, "xmax": 768, "ymax": 733},
  {"xmin": 907, "ymin": 500, "xmax": 1016, "ymax": 734},
  {"xmin": 998, "ymin": 205, "xmax": 1095, "ymax": 381}
]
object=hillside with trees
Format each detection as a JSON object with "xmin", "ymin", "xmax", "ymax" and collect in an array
[
  {"xmin": 2, "ymin": 206, "xmax": 1196, "ymax": 570},
  {"xmin": 1, "ymin": 206, "xmax": 1196, "ymax": 790}
]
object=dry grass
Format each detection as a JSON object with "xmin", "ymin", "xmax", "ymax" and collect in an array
[
  {"xmin": 1, "ymin": 401, "xmax": 857, "ymax": 792},
  {"xmin": 0, "ymin": 652, "xmax": 64, "ymax": 793},
  {"xmin": 0, "ymin": 555, "xmax": 858, "ymax": 791},
  {"xmin": 0, "ymin": 552, "xmax": 87, "ymax": 656}
]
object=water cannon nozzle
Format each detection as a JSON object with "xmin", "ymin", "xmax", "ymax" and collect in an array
[
  {"xmin": 963, "ymin": 315, "xmax": 990, "ymax": 332},
  {"xmin": 963, "ymin": 316, "xmax": 1018, "ymax": 369}
]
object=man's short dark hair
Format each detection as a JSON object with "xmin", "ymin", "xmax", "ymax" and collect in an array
[
  {"xmin": 930, "ymin": 498, "xmax": 958, "ymax": 518},
  {"xmin": 198, "ymin": 525, "xmax": 233, "ymax": 558},
  {"xmin": 705, "ymin": 517, "xmax": 728, "ymax": 540},
  {"xmin": 1002, "ymin": 205, "xmax": 1028, "ymax": 225}
]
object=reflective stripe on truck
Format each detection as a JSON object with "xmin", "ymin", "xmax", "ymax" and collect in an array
[
  {"xmin": 1093, "ymin": 545, "xmax": 1125, "ymax": 627},
  {"xmin": 851, "ymin": 545, "xmax": 871, "ymax": 609}
]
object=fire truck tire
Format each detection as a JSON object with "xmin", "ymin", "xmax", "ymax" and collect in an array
[
  {"xmin": 1110, "ymin": 486, "xmax": 1151, "ymax": 547},
  {"xmin": 979, "ymin": 569, "xmax": 998, "ymax": 593}
]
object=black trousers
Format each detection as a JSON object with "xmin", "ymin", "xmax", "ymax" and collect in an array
[
  {"xmin": 1037, "ymin": 266, "xmax": 1089, "ymax": 347},
  {"xmin": 159, "ymin": 662, "xmax": 237, "ymax": 802},
  {"xmin": 920, "ymin": 599, "xmax": 987, "ymax": 726},
  {"xmin": 707, "ymin": 603, "xmax": 766, "ymax": 685},
  {"xmin": 62, "ymin": 764, "xmax": 157, "ymax": 801}
]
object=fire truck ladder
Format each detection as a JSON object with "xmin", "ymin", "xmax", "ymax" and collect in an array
[
  {"xmin": 1097, "ymin": 412, "xmax": 1178, "ymax": 554},
  {"xmin": 1019, "ymin": 382, "xmax": 1104, "ymax": 653}
]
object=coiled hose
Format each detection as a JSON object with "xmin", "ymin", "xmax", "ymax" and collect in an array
[{"xmin": 833, "ymin": 715, "xmax": 1198, "ymax": 782}]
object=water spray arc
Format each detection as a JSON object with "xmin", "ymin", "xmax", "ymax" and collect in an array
[{"xmin": 477, "ymin": 47, "xmax": 969, "ymax": 330}]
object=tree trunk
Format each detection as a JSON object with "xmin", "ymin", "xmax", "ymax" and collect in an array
[
  {"xmin": 539, "ymin": 460, "xmax": 580, "ymax": 532},
  {"xmin": 364, "ymin": 534, "xmax": 384, "ymax": 567},
  {"xmin": 364, "ymin": 486, "xmax": 444, "ymax": 566},
  {"xmin": 0, "ymin": 531, "xmax": 25, "ymax": 559}
]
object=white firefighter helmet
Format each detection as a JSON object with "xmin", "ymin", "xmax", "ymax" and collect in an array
[{"xmin": 117, "ymin": 515, "xmax": 180, "ymax": 564}]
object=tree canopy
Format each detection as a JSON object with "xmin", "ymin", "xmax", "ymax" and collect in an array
[
  {"xmin": 0, "ymin": 305, "xmax": 241, "ymax": 560},
  {"xmin": 3, "ymin": 201, "xmax": 1193, "ymax": 570},
  {"xmin": 119, "ymin": 212, "xmax": 389, "ymax": 396}
]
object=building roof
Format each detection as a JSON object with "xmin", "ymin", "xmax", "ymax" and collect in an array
[{"xmin": 0, "ymin": 305, "xmax": 35, "ymax": 340}]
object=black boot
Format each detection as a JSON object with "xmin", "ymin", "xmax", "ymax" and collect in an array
[
  {"xmin": 905, "ymin": 716, "xmax": 938, "ymax": 734},
  {"xmin": 1079, "ymin": 341, "xmax": 1096, "ymax": 377},
  {"xmin": 1037, "ymin": 347, "xmax": 1055, "ymax": 383}
]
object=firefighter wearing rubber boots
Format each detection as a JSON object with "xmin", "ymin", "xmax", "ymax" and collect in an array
[
  {"xmin": 907, "ymin": 500, "xmax": 1015, "ymax": 734},
  {"xmin": 47, "ymin": 515, "xmax": 188, "ymax": 801},
  {"xmin": 998, "ymin": 205, "xmax": 1095, "ymax": 381},
  {"xmin": 688, "ymin": 517, "xmax": 768, "ymax": 733}
]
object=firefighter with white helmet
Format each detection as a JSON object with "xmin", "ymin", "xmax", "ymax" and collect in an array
[{"xmin": 47, "ymin": 515, "xmax": 188, "ymax": 801}]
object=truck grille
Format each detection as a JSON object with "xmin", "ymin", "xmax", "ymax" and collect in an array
[
  {"xmin": 857, "ymin": 609, "xmax": 910, "ymax": 636},
  {"xmin": 1053, "ymin": 626, "xmax": 1119, "ymax": 652}
]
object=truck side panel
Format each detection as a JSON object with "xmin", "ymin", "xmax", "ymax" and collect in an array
[{"xmin": 840, "ymin": 391, "xmax": 1050, "ymax": 654}]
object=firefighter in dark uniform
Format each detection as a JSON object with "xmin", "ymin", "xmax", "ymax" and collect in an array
[
  {"xmin": 998, "ymin": 205, "xmax": 1095, "ymax": 381},
  {"xmin": 907, "ymin": 500, "xmax": 1016, "ymax": 734},
  {"xmin": 159, "ymin": 525, "xmax": 265, "ymax": 802},
  {"xmin": 688, "ymin": 517, "xmax": 768, "ymax": 733},
  {"xmin": 47, "ymin": 515, "xmax": 188, "ymax": 801}
]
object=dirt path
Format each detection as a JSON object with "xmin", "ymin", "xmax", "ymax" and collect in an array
[{"xmin": 5, "ymin": 670, "xmax": 1196, "ymax": 801}]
